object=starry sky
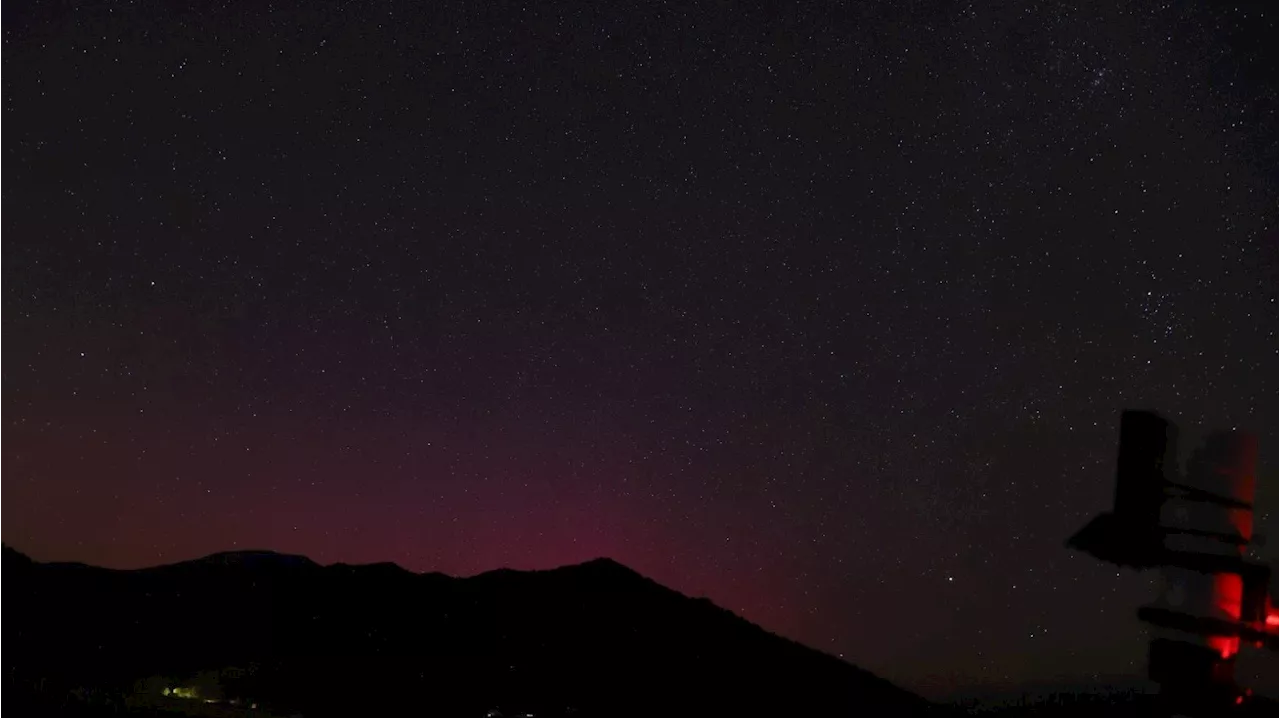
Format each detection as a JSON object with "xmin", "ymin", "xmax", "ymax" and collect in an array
[{"xmin": 3, "ymin": 0, "xmax": 1276, "ymax": 701}]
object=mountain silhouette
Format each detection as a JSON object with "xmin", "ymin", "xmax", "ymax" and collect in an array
[{"xmin": 4, "ymin": 545, "xmax": 933, "ymax": 717}]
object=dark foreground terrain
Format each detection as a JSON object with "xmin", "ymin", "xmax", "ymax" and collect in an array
[
  {"xmin": 958, "ymin": 689, "xmax": 1277, "ymax": 717},
  {"xmin": 5, "ymin": 545, "xmax": 932, "ymax": 717}
]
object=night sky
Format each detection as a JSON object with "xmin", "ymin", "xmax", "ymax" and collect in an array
[{"xmin": 3, "ymin": 0, "xmax": 1276, "ymax": 701}]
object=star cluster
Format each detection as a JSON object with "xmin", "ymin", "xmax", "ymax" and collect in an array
[{"xmin": 3, "ymin": 0, "xmax": 1275, "ymax": 700}]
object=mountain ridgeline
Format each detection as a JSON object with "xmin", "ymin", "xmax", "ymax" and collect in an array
[{"xmin": 4, "ymin": 546, "xmax": 932, "ymax": 717}]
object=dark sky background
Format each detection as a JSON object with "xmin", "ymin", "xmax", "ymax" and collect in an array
[{"xmin": 3, "ymin": 0, "xmax": 1276, "ymax": 701}]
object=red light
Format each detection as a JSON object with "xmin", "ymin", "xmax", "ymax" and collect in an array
[
  {"xmin": 1208, "ymin": 635, "xmax": 1239, "ymax": 659},
  {"xmin": 1236, "ymin": 695, "xmax": 1244, "ymax": 705},
  {"xmin": 1266, "ymin": 611, "xmax": 1278, "ymax": 628},
  {"xmin": 1207, "ymin": 574, "xmax": 1245, "ymax": 658}
]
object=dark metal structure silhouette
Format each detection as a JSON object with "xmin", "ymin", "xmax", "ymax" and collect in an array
[{"xmin": 1068, "ymin": 410, "xmax": 1277, "ymax": 716}]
